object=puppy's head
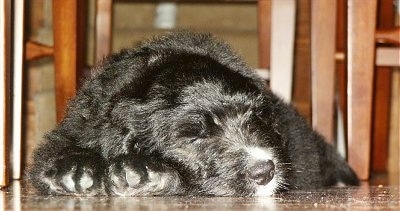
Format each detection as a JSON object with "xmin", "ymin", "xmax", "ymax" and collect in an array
[{"xmin": 140, "ymin": 54, "xmax": 291, "ymax": 196}]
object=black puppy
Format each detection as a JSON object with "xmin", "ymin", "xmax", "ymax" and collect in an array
[{"xmin": 27, "ymin": 32, "xmax": 359, "ymax": 196}]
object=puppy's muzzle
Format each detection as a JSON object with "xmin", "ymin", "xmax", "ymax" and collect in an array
[{"xmin": 247, "ymin": 160, "xmax": 275, "ymax": 185}]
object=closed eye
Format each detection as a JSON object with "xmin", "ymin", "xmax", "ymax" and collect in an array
[
  {"xmin": 176, "ymin": 120, "xmax": 205, "ymax": 138},
  {"xmin": 175, "ymin": 113, "xmax": 220, "ymax": 139}
]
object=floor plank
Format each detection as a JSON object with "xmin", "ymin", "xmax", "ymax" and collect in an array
[{"xmin": 1, "ymin": 181, "xmax": 399, "ymax": 210}]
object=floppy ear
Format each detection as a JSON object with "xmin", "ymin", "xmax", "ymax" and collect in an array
[
  {"xmin": 78, "ymin": 46, "xmax": 164, "ymax": 99},
  {"xmin": 63, "ymin": 46, "xmax": 165, "ymax": 134},
  {"xmin": 135, "ymin": 47, "xmax": 163, "ymax": 66}
]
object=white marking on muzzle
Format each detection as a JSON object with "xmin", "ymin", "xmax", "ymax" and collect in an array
[{"xmin": 245, "ymin": 147, "xmax": 278, "ymax": 196}]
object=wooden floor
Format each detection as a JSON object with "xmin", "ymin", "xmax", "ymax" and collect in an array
[{"xmin": 1, "ymin": 181, "xmax": 399, "ymax": 210}]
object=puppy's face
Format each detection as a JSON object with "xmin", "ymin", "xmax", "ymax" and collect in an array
[
  {"xmin": 146, "ymin": 78, "xmax": 290, "ymax": 196},
  {"xmin": 164, "ymin": 82, "xmax": 286, "ymax": 196}
]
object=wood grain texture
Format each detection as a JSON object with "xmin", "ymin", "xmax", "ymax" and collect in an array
[
  {"xmin": 311, "ymin": 0, "xmax": 337, "ymax": 144},
  {"xmin": 347, "ymin": 0, "xmax": 377, "ymax": 180}
]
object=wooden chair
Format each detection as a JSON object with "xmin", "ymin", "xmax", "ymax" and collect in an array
[
  {"xmin": 312, "ymin": 0, "xmax": 400, "ymax": 180},
  {"xmin": 0, "ymin": 0, "xmax": 86, "ymax": 187},
  {"xmin": 346, "ymin": 0, "xmax": 399, "ymax": 180},
  {"xmin": 0, "ymin": 0, "xmax": 27, "ymax": 187}
]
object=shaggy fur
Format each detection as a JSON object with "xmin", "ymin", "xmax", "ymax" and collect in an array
[{"xmin": 27, "ymin": 32, "xmax": 359, "ymax": 197}]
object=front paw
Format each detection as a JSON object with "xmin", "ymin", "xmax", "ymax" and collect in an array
[
  {"xmin": 105, "ymin": 156, "xmax": 182, "ymax": 196},
  {"xmin": 40, "ymin": 154, "xmax": 104, "ymax": 196},
  {"xmin": 106, "ymin": 156, "xmax": 148, "ymax": 195}
]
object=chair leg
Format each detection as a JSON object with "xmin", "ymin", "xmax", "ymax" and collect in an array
[
  {"xmin": 347, "ymin": 0, "xmax": 377, "ymax": 180},
  {"xmin": 398, "ymin": 82, "xmax": 400, "ymax": 184},
  {"xmin": 269, "ymin": 0, "xmax": 296, "ymax": 102},
  {"xmin": 257, "ymin": 0, "xmax": 271, "ymax": 70},
  {"xmin": 311, "ymin": 0, "xmax": 337, "ymax": 144},
  {"xmin": 12, "ymin": 0, "xmax": 25, "ymax": 180},
  {"xmin": 52, "ymin": 0, "xmax": 87, "ymax": 122},
  {"xmin": 372, "ymin": 68, "xmax": 391, "ymax": 172},
  {"xmin": 371, "ymin": 0, "xmax": 396, "ymax": 173},
  {"xmin": 0, "ymin": 0, "xmax": 11, "ymax": 187}
]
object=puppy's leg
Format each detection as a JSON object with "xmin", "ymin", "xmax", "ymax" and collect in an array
[{"xmin": 27, "ymin": 135, "xmax": 106, "ymax": 196}]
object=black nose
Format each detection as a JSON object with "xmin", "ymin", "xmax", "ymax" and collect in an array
[{"xmin": 247, "ymin": 160, "xmax": 275, "ymax": 185}]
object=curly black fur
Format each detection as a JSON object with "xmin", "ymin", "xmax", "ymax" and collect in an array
[{"xmin": 27, "ymin": 32, "xmax": 359, "ymax": 196}]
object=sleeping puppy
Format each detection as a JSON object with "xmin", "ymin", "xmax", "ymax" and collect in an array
[{"xmin": 27, "ymin": 32, "xmax": 359, "ymax": 196}]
